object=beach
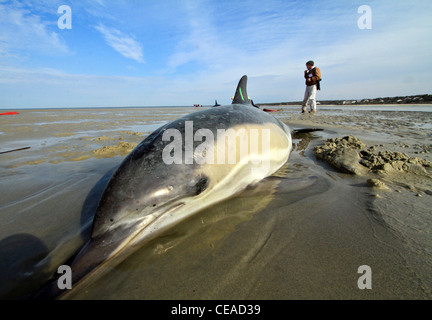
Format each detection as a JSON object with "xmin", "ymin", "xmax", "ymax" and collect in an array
[{"xmin": 0, "ymin": 105, "xmax": 431, "ymax": 299}]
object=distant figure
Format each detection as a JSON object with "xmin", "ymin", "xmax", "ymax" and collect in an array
[
  {"xmin": 213, "ymin": 100, "xmax": 221, "ymax": 107},
  {"xmin": 302, "ymin": 60, "xmax": 321, "ymax": 114}
]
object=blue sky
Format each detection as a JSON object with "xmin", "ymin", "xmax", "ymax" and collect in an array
[{"xmin": 1, "ymin": 0, "xmax": 431, "ymax": 108}]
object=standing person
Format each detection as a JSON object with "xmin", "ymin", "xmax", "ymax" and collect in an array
[{"xmin": 302, "ymin": 60, "xmax": 321, "ymax": 114}]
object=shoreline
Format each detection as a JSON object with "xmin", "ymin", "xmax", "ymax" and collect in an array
[{"xmin": 1, "ymin": 95, "xmax": 431, "ymax": 111}]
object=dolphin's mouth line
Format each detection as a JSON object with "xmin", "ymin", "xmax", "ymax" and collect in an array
[
  {"xmin": 91, "ymin": 201, "xmax": 186, "ymax": 257},
  {"xmin": 154, "ymin": 201, "xmax": 186, "ymax": 218},
  {"xmin": 123, "ymin": 201, "xmax": 186, "ymax": 247}
]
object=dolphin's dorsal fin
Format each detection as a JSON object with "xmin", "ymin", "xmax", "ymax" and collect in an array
[{"xmin": 232, "ymin": 75, "xmax": 250, "ymax": 105}]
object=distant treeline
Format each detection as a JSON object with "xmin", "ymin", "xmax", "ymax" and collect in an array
[{"xmin": 259, "ymin": 94, "xmax": 432, "ymax": 106}]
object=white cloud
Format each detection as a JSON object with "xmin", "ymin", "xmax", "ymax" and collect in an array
[
  {"xmin": 95, "ymin": 23, "xmax": 144, "ymax": 63},
  {"xmin": 0, "ymin": 2, "xmax": 69, "ymax": 57}
]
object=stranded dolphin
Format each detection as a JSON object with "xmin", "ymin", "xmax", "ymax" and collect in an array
[{"xmin": 35, "ymin": 75, "xmax": 304, "ymax": 299}]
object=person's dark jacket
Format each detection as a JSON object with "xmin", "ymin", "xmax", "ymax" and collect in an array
[{"xmin": 304, "ymin": 67, "xmax": 321, "ymax": 86}]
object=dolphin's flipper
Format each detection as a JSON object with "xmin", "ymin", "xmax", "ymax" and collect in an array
[{"xmin": 232, "ymin": 75, "xmax": 250, "ymax": 105}]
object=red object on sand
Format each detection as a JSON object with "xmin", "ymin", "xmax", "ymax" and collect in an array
[
  {"xmin": 263, "ymin": 109, "xmax": 278, "ymax": 112},
  {"xmin": 0, "ymin": 112, "xmax": 19, "ymax": 116}
]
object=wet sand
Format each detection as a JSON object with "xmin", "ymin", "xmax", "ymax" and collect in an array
[{"xmin": 0, "ymin": 105, "xmax": 431, "ymax": 299}]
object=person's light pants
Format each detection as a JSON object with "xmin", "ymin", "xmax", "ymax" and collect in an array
[{"xmin": 302, "ymin": 85, "xmax": 317, "ymax": 112}]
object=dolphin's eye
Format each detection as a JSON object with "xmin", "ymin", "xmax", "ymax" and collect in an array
[{"xmin": 190, "ymin": 175, "xmax": 209, "ymax": 196}]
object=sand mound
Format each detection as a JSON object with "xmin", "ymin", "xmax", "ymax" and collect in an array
[
  {"xmin": 314, "ymin": 135, "xmax": 432, "ymax": 194},
  {"xmin": 313, "ymin": 135, "xmax": 368, "ymax": 175},
  {"xmin": 314, "ymin": 135, "xmax": 432, "ymax": 175}
]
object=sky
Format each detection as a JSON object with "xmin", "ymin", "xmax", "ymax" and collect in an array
[{"xmin": 0, "ymin": 0, "xmax": 431, "ymax": 109}]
